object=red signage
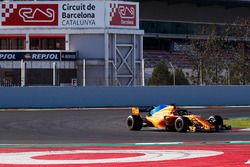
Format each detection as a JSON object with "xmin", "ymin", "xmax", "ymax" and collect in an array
[
  {"xmin": 109, "ymin": 3, "xmax": 137, "ymax": 27},
  {"xmin": 0, "ymin": 2, "xmax": 139, "ymax": 29},
  {"xmin": 1, "ymin": 4, "xmax": 58, "ymax": 26}
]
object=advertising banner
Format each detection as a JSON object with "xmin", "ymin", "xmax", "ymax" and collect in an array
[
  {"xmin": 25, "ymin": 52, "xmax": 61, "ymax": 61},
  {"xmin": 0, "ymin": 1, "xmax": 105, "ymax": 28},
  {"xmin": 0, "ymin": 1, "xmax": 139, "ymax": 29},
  {"xmin": 107, "ymin": 1, "xmax": 139, "ymax": 29},
  {"xmin": 59, "ymin": 1, "xmax": 104, "ymax": 28},
  {"xmin": 0, "ymin": 52, "xmax": 23, "ymax": 61},
  {"xmin": 0, "ymin": 51, "xmax": 77, "ymax": 61},
  {"xmin": 61, "ymin": 51, "xmax": 78, "ymax": 61},
  {"xmin": 1, "ymin": 4, "xmax": 59, "ymax": 26}
]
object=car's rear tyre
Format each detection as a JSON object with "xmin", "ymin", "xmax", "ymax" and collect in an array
[
  {"xmin": 175, "ymin": 117, "xmax": 189, "ymax": 132},
  {"xmin": 127, "ymin": 115, "xmax": 143, "ymax": 131},
  {"xmin": 208, "ymin": 115, "xmax": 223, "ymax": 130}
]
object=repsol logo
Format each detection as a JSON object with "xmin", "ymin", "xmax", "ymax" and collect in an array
[
  {"xmin": 31, "ymin": 53, "xmax": 59, "ymax": 60},
  {"xmin": 0, "ymin": 53, "xmax": 16, "ymax": 60}
]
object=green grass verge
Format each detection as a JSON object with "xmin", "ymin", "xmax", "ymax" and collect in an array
[{"xmin": 224, "ymin": 119, "xmax": 250, "ymax": 128}]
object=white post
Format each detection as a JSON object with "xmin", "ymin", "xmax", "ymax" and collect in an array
[
  {"xmin": 65, "ymin": 34, "xmax": 70, "ymax": 51},
  {"xmin": 25, "ymin": 34, "xmax": 29, "ymax": 50},
  {"xmin": 82, "ymin": 59, "xmax": 86, "ymax": 87},
  {"xmin": 114, "ymin": 34, "xmax": 118, "ymax": 85},
  {"xmin": 104, "ymin": 32, "xmax": 109, "ymax": 86},
  {"xmin": 141, "ymin": 59, "xmax": 145, "ymax": 86},
  {"xmin": 53, "ymin": 62, "xmax": 57, "ymax": 86},
  {"xmin": 133, "ymin": 34, "xmax": 136, "ymax": 86},
  {"xmin": 140, "ymin": 35, "xmax": 144, "ymax": 86},
  {"xmin": 169, "ymin": 62, "xmax": 175, "ymax": 86},
  {"xmin": 21, "ymin": 59, "xmax": 26, "ymax": 87}
]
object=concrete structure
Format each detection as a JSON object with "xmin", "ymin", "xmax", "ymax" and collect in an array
[{"xmin": 0, "ymin": 0, "xmax": 144, "ymax": 86}]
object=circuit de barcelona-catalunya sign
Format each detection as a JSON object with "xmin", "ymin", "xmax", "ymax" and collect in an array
[{"xmin": 0, "ymin": 1, "xmax": 139, "ymax": 29}]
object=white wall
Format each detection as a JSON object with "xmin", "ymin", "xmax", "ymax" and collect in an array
[{"xmin": 69, "ymin": 34, "xmax": 105, "ymax": 59}]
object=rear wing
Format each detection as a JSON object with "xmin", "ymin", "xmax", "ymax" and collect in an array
[
  {"xmin": 131, "ymin": 107, "xmax": 140, "ymax": 115},
  {"xmin": 131, "ymin": 106, "xmax": 155, "ymax": 115}
]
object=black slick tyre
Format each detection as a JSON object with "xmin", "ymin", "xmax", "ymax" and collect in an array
[
  {"xmin": 127, "ymin": 115, "xmax": 143, "ymax": 131},
  {"xmin": 175, "ymin": 117, "xmax": 189, "ymax": 132},
  {"xmin": 208, "ymin": 115, "xmax": 223, "ymax": 130},
  {"xmin": 208, "ymin": 115, "xmax": 223, "ymax": 126}
]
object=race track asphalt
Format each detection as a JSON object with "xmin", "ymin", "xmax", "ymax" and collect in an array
[{"xmin": 0, "ymin": 107, "xmax": 250, "ymax": 144}]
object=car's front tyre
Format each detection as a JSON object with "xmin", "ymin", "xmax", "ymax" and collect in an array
[{"xmin": 208, "ymin": 115, "xmax": 224, "ymax": 131}]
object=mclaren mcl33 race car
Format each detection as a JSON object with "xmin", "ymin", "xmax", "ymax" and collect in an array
[{"xmin": 127, "ymin": 104, "xmax": 231, "ymax": 132}]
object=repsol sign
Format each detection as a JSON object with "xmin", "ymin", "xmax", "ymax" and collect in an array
[
  {"xmin": 0, "ymin": 53, "xmax": 17, "ymax": 60},
  {"xmin": 31, "ymin": 53, "xmax": 60, "ymax": 60},
  {"xmin": 0, "ymin": 52, "xmax": 23, "ymax": 61},
  {"xmin": 0, "ymin": 52, "xmax": 76, "ymax": 61}
]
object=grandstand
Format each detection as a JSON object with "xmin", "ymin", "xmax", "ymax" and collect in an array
[
  {"xmin": 144, "ymin": 50, "xmax": 192, "ymax": 69},
  {"xmin": 138, "ymin": 0, "xmax": 250, "ymax": 82}
]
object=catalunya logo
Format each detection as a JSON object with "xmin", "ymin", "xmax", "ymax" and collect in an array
[
  {"xmin": 109, "ymin": 3, "xmax": 137, "ymax": 27},
  {"xmin": 1, "ymin": 4, "xmax": 58, "ymax": 26},
  {"xmin": 118, "ymin": 5, "xmax": 135, "ymax": 19}
]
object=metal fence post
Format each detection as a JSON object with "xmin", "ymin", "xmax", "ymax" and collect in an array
[
  {"xmin": 83, "ymin": 59, "xmax": 86, "ymax": 87},
  {"xmin": 53, "ymin": 62, "xmax": 57, "ymax": 86},
  {"xmin": 142, "ymin": 59, "xmax": 145, "ymax": 86},
  {"xmin": 21, "ymin": 59, "xmax": 26, "ymax": 87}
]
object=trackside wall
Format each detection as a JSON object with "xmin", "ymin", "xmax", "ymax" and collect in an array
[{"xmin": 0, "ymin": 86, "xmax": 250, "ymax": 108}]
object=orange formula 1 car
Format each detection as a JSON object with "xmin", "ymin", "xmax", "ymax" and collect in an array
[{"xmin": 127, "ymin": 104, "xmax": 231, "ymax": 132}]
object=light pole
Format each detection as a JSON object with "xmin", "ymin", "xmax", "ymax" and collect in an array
[
  {"xmin": 199, "ymin": 58, "xmax": 203, "ymax": 86},
  {"xmin": 169, "ymin": 62, "xmax": 175, "ymax": 86},
  {"xmin": 224, "ymin": 60, "xmax": 231, "ymax": 85},
  {"xmin": 227, "ymin": 67, "xmax": 230, "ymax": 85}
]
